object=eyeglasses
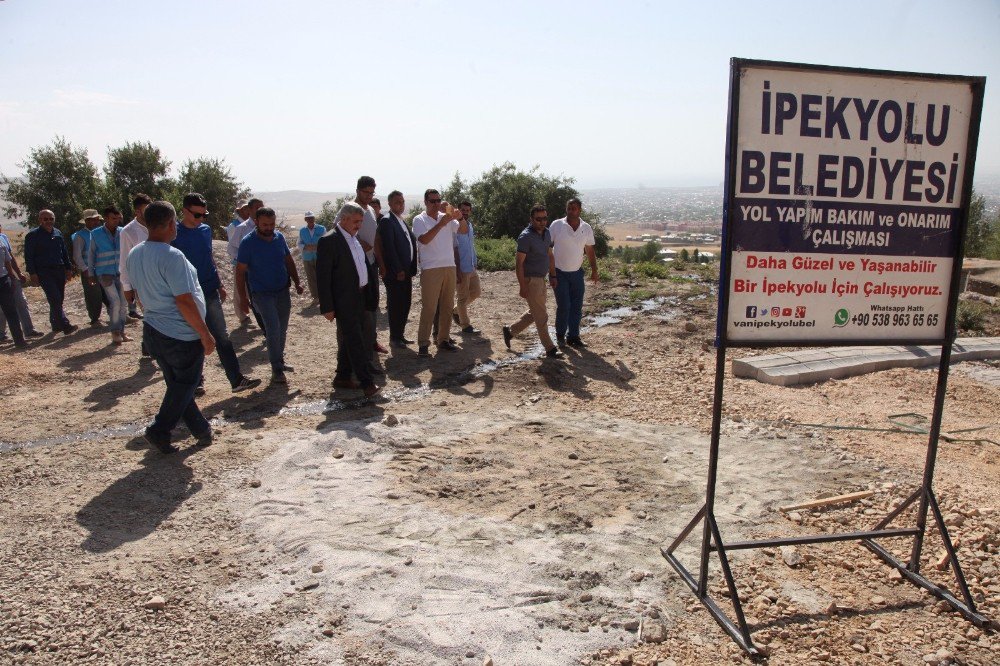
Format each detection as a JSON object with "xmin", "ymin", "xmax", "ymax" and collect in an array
[
  {"xmin": 427, "ymin": 198, "xmax": 442, "ymax": 204},
  {"xmin": 533, "ymin": 216, "xmax": 548, "ymax": 222},
  {"xmin": 185, "ymin": 208, "xmax": 209, "ymax": 219}
]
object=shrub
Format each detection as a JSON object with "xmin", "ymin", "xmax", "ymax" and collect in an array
[
  {"xmin": 634, "ymin": 261, "xmax": 670, "ymax": 279},
  {"xmin": 475, "ymin": 237, "xmax": 517, "ymax": 272},
  {"xmin": 956, "ymin": 300, "xmax": 987, "ymax": 333}
]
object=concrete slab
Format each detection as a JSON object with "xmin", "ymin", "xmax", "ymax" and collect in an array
[{"xmin": 732, "ymin": 337, "xmax": 1000, "ymax": 386}]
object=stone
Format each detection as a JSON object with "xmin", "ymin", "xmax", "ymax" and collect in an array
[
  {"xmin": 780, "ymin": 546, "xmax": 802, "ymax": 567},
  {"xmin": 484, "ymin": 658, "xmax": 494, "ymax": 666},
  {"xmin": 684, "ymin": 321, "xmax": 698, "ymax": 332},
  {"xmin": 568, "ymin": 452, "xmax": 579, "ymax": 460},
  {"xmin": 623, "ymin": 619, "xmax": 640, "ymax": 631},
  {"xmin": 630, "ymin": 572, "xmax": 645, "ymax": 583},
  {"xmin": 382, "ymin": 414, "xmax": 399, "ymax": 427},
  {"xmin": 311, "ymin": 563, "xmax": 324, "ymax": 574},
  {"xmin": 144, "ymin": 595, "xmax": 166, "ymax": 610},
  {"xmin": 332, "ymin": 448, "xmax": 345, "ymax": 459},
  {"xmin": 580, "ymin": 592, "xmax": 593, "ymax": 602},
  {"xmin": 641, "ymin": 621, "xmax": 667, "ymax": 644},
  {"xmin": 787, "ymin": 512, "xmax": 803, "ymax": 523},
  {"xmin": 249, "ymin": 479, "xmax": 262, "ymax": 488}
]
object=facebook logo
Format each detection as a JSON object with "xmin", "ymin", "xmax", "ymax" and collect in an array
[{"xmin": 746, "ymin": 306, "xmax": 757, "ymax": 318}]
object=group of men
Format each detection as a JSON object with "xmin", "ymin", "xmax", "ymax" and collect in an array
[{"xmin": 2, "ymin": 178, "xmax": 599, "ymax": 453}]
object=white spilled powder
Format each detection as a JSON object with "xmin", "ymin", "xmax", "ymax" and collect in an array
[{"xmin": 221, "ymin": 411, "xmax": 867, "ymax": 664}]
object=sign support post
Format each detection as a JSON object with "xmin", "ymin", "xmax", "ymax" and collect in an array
[{"xmin": 663, "ymin": 59, "xmax": 991, "ymax": 657}]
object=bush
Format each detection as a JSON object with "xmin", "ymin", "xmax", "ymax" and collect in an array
[
  {"xmin": 956, "ymin": 300, "xmax": 987, "ymax": 333},
  {"xmin": 634, "ymin": 261, "xmax": 670, "ymax": 279},
  {"xmin": 475, "ymin": 237, "xmax": 517, "ymax": 272}
]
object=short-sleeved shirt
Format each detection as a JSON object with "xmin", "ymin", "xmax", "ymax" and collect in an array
[
  {"xmin": 118, "ymin": 219, "xmax": 149, "ymax": 290},
  {"xmin": 298, "ymin": 224, "xmax": 326, "ymax": 262},
  {"xmin": 516, "ymin": 226, "xmax": 553, "ymax": 278},
  {"xmin": 237, "ymin": 231, "xmax": 291, "ymax": 293},
  {"xmin": 454, "ymin": 220, "xmax": 477, "ymax": 273},
  {"xmin": 412, "ymin": 212, "xmax": 458, "ymax": 271},
  {"xmin": 126, "ymin": 241, "xmax": 206, "ymax": 341},
  {"xmin": 171, "ymin": 222, "xmax": 221, "ymax": 293},
  {"xmin": 358, "ymin": 205, "xmax": 378, "ymax": 264},
  {"xmin": 549, "ymin": 218, "xmax": 596, "ymax": 272}
]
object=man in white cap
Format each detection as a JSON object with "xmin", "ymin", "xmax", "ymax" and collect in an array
[{"xmin": 297, "ymin": 210, "xmax": 325, "ymax": 305}]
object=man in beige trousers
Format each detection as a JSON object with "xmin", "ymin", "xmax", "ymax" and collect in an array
[{"xmin": 502, "ymin": 204, "xmax": 564, "ymax": 359}]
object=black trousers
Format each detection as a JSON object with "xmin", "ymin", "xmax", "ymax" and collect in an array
[
  {"xmin": 382, "ymin": 276, "xmax": 412, "ymax": 342},
  {"xmin": 0, "ymin": 275, "xmax": 25, "ymax": 345},
  {"xmin": 335, "ymin": 305, "xmax": 374, "ymax": 388},
  {"xmin": 37, "ymin": 266, "xmax": 70, "ymax": 331}
]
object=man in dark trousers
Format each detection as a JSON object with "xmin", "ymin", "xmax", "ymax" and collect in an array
[
  {"xmin": 376, "ymin": 190, "xmax": 418, "ymax": 348},
  {"xmin": 316, "ymin": 202, "xmax": 382, "ymax": 399},
  {"xmin": 24, "ymin": 209, "xmax": 78, "ymax": 335}
]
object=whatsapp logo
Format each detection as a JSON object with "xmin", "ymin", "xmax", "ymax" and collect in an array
[{"xmin": 834, "ymin": 308, "xmax": 849, "ymax": 327}]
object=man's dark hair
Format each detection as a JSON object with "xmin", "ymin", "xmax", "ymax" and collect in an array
[
  {"xmin": 247, "ymin": 197, "xmax": 264, "ymax": 208},
  {"xmin": 424, "ymin": 188, "xmax": 440, "ymax": 202},
  {"xmin": 530, "ymin": 204, "xmax": 547, "ymax": 218},
  {"xmin": 102, "ymin": 204, "xmax": 121, "ymax": 217},
  {"xmin": 567, "ymin": 197, "xmax": 582, "ymax": 208},
  {"xmin": 182, "ymin": 192, "xmax": 207, "ymax": 209},
  {"xmin": 255, "ymin": 207, "xmax": 276, "ymax": 220},
  {"xmin": 371, "ymin": 197, "xmax": 381, "ymax": 207},
  {"xmin": 460, "ymin": 200, "xmax": 472, "ymax": 208},
  {"xmin": 144, "ymin": 201, "xmax": 176, "ymax": 230},
  {"xmin": 388, "ymin": 190, "xmax": 404, "ymax": 202},
  {"xmin": 132, "ymin": 193, "xmax": 153, "ymax": 210},
  {"xmin": 357, "ymin": 176, "xmax": 376, "ymax": 190}
]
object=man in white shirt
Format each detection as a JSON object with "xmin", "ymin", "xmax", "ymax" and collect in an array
[
  {"xmin": 227, "ymin": 197, "xmax": 264, "ymax": 327},
  {"xmin": 549, "ymin": 197, "xmax": 599, "ymax": 347},
  {"xmin": 119, "ymin": 193, "xmax": 152, "ymax": 321},
  {"xmin": 411, "ymin": 189, "xmax": 466, "ymax": 356}
]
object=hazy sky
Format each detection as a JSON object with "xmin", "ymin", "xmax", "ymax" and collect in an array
[{"xmin": 1, "ymin": 0, "xmax": 998, "ymax": 193}]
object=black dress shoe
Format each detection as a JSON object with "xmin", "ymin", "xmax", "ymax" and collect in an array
[
  {"xmin": 391, "ymin": 339, "xmax": 408, "ymax": 349},
  {"xmin": 143, "ymin": 429, "xmax": 178, "ymax": 454},
  {"xmin": 502, "ymin": 326, "xmax": 512, "ymax": 350},
  {"xmin": 437, "ymin": 340, "xmax": 459, "ymax": 352},
  {"xmin": 418, "ymin": 345, "xmax": 430, "ymax": 357},
  {"xmin": 333, "ymin": 378, "xmax": 361, "ymax": 389},
  {"xmin": 400, "ymin": 337, "xmax": 415, "ymax": 344},
  {"xmin": 461, "ymin": 326, "xmax": 480, "ymax": 335},
  {"xmin": 567, "ymin": 336, "xmax": 586, "ymax": 347},
  {"xmin": 367, "ymin": 363, "xmax": 385, "ymax": 375},
  {"xmin": 557, "ymin": 335, "xmax": 566, "ymax": 348},
  {"xmin": 62, "ymin": 324, "xmax": 79, "ymax": 335},
  {"xmin": 545, "ymin": 347, "xmax": 564, "ymax": 359}
]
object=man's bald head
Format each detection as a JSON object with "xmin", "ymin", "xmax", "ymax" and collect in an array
[{"xmin": 38, "ymin": 209, "xmax": 55, "ymax": 231}]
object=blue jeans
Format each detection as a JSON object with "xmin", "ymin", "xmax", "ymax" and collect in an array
[
  {"xmin": 143, "ymin": 323, "xmax": 209, "ymax": 442},
  {"xmin": 203, "ymin": 289, "xmax": 242, "ymax": 387},
  {"xmin": 98, "ymin": 274, "xmax": 127, "ymax": 333},
  {"xmin": 554, "ymin": 268, "xmax": 585, "ymax": 339},
  {"xmin": 253, "ymin": 288, "xmax": 291, "ymax": 372},
  {"xmin": 0, "ymin": 274, "xmax": 36, "ymax": 337}
]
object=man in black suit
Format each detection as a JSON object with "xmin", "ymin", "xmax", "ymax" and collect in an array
[
  {"xmin": 316, "ymin": 202, "xmax": 382, "ymax": 399},
  {"xmin": 375, "ymin": 190, "xmax": 418, "ymax": 348}
]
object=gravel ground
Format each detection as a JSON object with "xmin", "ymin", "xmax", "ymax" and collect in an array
[{"xmin": 1, "ymin": 242, "xmax": 998, "ymax": 665}]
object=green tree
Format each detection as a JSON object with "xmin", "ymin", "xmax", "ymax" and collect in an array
[
  {"xmin": 315, "ymin": 196, "xmax": 352, "ymax": 228},
  {"xmin": 104, "ymin": 141, "xmax": 174, "ymax": 215},
  {"xmin": 962, "ymin": 192, "xmax": 1000, "ymax": 259},
  {"xmin": 442, "ymin": 171, "xmax": 469, "ymax": 205},
  {"xmin": 173, "ymin": 158, "xmax": 251, "ymax": 239},
  {"xmin": 679, "ymin": 248, "xmax": 690, "ymax": 262},
  {"xmin": 1, "ymin": 136, "xmax": 100, "ymax": 237},
  {"xmin": 465, "ymin": 162, "xmax": 610, "ymax": 257}
]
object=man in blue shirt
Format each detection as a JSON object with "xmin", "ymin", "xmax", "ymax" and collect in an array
[
  {"xmin": 24, "ymin": 209, "xmax": 77, "ymax": 335},
  {"xmin": 172, "ymin": 193, "xmax": 261, "ymax": 395},
  {"xmin": 86, "ymin": 207, "xmax": 129, "ymax": 344},
  {"xmin": 453, "ymin": 201, "xmax": 481, "ymax": 335},
  {"xmin": 235, "ymin": 208, "xmax": 304, "ymax": 384},
  {"xmin": 0, "ymin": 223, "xmax": 41, "ymax": 342},
  {"xmin": 125, "ymin": 201, "xmax": 216, "ymax": 454},
  {"xmin": 296, "ymin": 211, "xmax": 325, "ymax": 305}
]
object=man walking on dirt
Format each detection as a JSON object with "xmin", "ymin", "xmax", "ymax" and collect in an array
[
  {"xmin": 550, "ymin": 197, "xmax": 599, "ymax": 348},
  {"xmin": 125, "ymin": 201, "xmax": 216, "ymax": 454},
  {"xmin": 502, "ymin": 204, "xmax": 563, "ymax": 359},
  {"xmin": 120, "ymin": 193, "xmax": 152, "ymax": 322},
  {"xmin": 297, "ymin": 211, "xmax": 324, "ymax": 305},
  {"xmin": 0, "ymin": 223, "xmax": 42, "ymax": 342},
  {"xmin": 172, "ymin": 193, "xmax": 261, "ymax": 395},
  {"xmin": 229, "ymin": 197, "xmax": 265, "ymax": 329},
  {"xmin": 412, "ymin": 189, "xmax": 465, "ymax": 356},
  {"xmin": 235, "ymin": 207, "xmax": 304, "ymax": 385},
  {"xmin": 24, "ymin": 209, "xmax": 77, "ymax": 335},
  {"xmin": 72, "ymin": 209, "xmax": 108, "ymax": 327}
]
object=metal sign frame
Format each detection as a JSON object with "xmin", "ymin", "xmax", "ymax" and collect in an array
[{"xmin": 663, "ymin": 58, "xmax": 989, "ymax": 657}]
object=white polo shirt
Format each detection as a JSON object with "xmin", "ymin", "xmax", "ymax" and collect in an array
[
  {"xmin": 549, "ymin": 218, "xmax": 595, "ymax": 272},
  {"xmin": 119, "ymin": 218, "xmax": 149, "ymax": 291},
  {"xmin": 227, "ymin": 218, "xmax": 255, "ymax": 263},
  {"xmin": 412, "ymin": 212, "xmax": 458, "ymax": 271}
]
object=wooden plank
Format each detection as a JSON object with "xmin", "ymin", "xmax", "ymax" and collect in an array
[{"xmin": 779, "ymin": 490, "xmax": 875, "ymax": 513}]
